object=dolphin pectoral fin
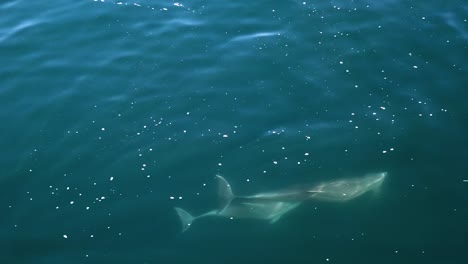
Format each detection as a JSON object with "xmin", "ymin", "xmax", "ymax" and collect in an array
[
  {"xmin": 174, "ymin": 207, "xmax": 195, "ymax": 232},
  {"xmin": 269, "ymin": 202, "xmax": 301, "ymax": 223},
  {"xmin": 269, "ymin": 215, "xmax": 282, "ymax": 224},
  {"xmin": 216, "ymin": 175, "xmax": 235, "ymax": 210}
]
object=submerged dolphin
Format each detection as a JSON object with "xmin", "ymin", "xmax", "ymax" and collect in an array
[{"xmin": 175, "ymin": 172, "xmax": 387, "ymax": 232}]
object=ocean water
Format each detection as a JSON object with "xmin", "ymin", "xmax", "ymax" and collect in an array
[{"xmin": 1, "ymin": 0, "xmax": 467, "ymax": 263}]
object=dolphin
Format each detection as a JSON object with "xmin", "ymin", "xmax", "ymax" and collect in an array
[{"xmin": 175, "ymin": 172, "xmax": 387, "ymax": 232}]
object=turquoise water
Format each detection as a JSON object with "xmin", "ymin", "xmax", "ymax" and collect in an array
[{"xmin": 1, "ymin": 0, "xmax": 467, "ymax": 263}]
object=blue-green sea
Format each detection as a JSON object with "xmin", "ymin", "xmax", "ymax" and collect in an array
[{"xmin": 1, "ymin": 0, "xmax": 467, "ymax": 263}]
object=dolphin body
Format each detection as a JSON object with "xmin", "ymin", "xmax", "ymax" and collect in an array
[
  {"xmin": 235, "ymin": 172, "xmax": 387, "ymax": 202},
  {"xmin": 175, "ymin": 172, "xmax": 387, "ymax": 232}
]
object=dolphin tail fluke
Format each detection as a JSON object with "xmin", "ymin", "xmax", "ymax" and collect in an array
[
  {"xmin": 216, "ymin": 175, "xmax": 234, "ymax": 210},
  {"xmin": 174, "ymin": 207, "xmax": 194, "ymax": 232}
]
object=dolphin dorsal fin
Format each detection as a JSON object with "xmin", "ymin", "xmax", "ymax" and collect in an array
[{"xmin": 216, "ymin": 175, "xmax": 234, "ymax": 210}]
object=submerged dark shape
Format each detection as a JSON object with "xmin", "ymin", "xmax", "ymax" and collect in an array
[{"xmin": 175, "ymin": 172, "xmax": 387, "ymax": 232}]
